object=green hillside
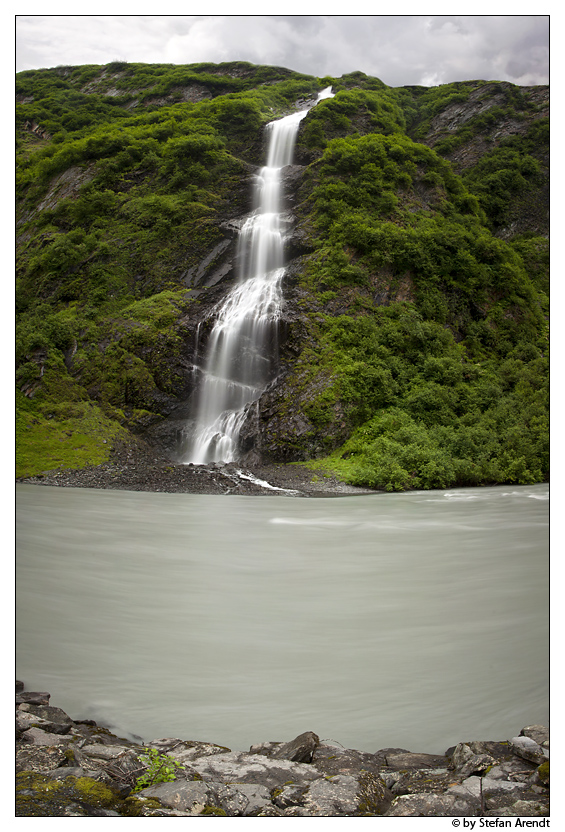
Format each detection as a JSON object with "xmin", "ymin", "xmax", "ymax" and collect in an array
[{"xmin": 16, "ymin": 62, "xmax": 548, "ymax": 489}]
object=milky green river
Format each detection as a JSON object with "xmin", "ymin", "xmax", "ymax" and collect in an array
[{"xmin": 16, "ymin": 482, "xmax": 548, "ymax": 754}]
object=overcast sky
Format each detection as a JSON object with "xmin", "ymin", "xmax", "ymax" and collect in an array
[{"xmin": 15, "ymin": 15, "xmax": 549, "ymax": 88}]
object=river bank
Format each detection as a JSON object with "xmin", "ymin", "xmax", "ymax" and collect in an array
[
  {"xmin": 16, "ymin": 441, "xmax": 374, "ymax": 497},
  {"xmin": 16, "ymin": 682, "xmax": 549, "ymax": 817}
]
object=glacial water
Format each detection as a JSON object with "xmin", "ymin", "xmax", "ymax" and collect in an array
[{"xmin": 16, "ymin": 482, "xmax": 548, "ymax": 754}]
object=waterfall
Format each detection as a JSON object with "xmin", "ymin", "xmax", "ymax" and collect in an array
[{"xmin": 185, "ymin": 87, "xmax": 334, "ymax": 465}]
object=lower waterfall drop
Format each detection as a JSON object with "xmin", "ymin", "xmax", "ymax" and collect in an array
[{"xmin": 185, "ymin": 87, "xmax": 334, "ymax": 464}]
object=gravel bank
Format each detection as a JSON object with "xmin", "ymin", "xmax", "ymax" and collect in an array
[{"xmin": 17, "ymin": 443, "xmax": 374, "ymax": 498}]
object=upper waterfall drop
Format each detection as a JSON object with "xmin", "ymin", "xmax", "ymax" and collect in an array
[{"xmin": 185, "ymin": 88, "xmax": 334, "ymax": 465}]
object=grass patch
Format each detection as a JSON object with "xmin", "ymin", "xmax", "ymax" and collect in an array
[{"xmin": 16, "ymin": 392, "xmax": 128, "ymax": 478}]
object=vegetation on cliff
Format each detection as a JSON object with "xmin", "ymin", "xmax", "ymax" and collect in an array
[{"xmin": 16, "ymin": 61, "xmax": 548, "ymax": 488}]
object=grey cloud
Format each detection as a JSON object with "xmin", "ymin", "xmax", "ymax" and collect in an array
[{"xmin": 16, "ymin": 15, "xmax": 548, "ymax": 87}]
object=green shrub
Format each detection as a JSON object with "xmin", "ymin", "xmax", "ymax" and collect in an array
[{"xmin": 132, "ymin": 748, "xmax": 184, "ymax": 793}]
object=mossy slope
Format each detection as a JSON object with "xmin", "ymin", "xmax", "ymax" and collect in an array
[{"xmin": 16, "ymin": 63, "xmax": 548, "ymax": 488}]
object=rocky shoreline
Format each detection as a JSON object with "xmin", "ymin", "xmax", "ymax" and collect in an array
[
  {"xmin": 16, "ymin": 682, "xmax": 549, "ymax": 818},
  {"xmin": 17, "ymin": 441, "xmax": 375, "ymax": 498}
]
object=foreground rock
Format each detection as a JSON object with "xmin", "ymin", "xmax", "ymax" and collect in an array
[{"xmin": 16, "ymin": 683, "xmax": 549, "ymax": 817}]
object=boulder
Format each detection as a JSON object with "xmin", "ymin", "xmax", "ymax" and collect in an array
[
  {"xmin": 17, "ymin": 704, "xmax": 74, "ymax": 735},
  {"xmin": 214, "ymin": 783, "xmax": 273, "ymax": 816},
  {"xmin": 16, "ymin": 744, "xmax": 69, "ymax": 773},
  {"xmin": 449, "ymin": 774, "xmax": 528, "ymax": 800},
  {"xmin": 386, "ymin": 791, "xmax": 479, "ymax": 817},
  {"xmin": 511, "ymin": 735, "xmax": 548, "ymax": 764},
  {"xmin": 270, "ymin": 730, "xmax": 319, "ymax": 763},
  {"xmin": 450, "ymin": 743, "xmax": 497, "ymax": 777},
  {"xmin": 312, "ymin": 742, "xmax": 385, "ymax": 776},
  {"xmin": 248, "ymin": 740, "xmax": 281, "ymax": 756},
  {"xmin": 272, "ymin": 782, "xmax": 309, "ymax": 810},
  {"xmin": 445, "ymin": 774, "xmax": 550, "ymax": 816},
  {"xmin": 521, "ymin": 725, "xmax": 549, "ymax": 748},
  {"xmin": 16, "ymin": 691, "xmax": 50, "ymax": 706},
  {"xmin": 383, "ymin": 766, "xmax": 452, "ymax": 797},
  {"xmin": 496, "ymin": 799, "xmax": 550, "ymax": 817},
  {"xmin": 17, "ymin": 709, "xmax": 51, "ymax": 736},
  {"xmin": 382, "ymin": 749, "xmax": 448, "ymax": 770},
  {"xmin": 190, "ymin": 750, "xmax": 324, "ymax": 791},
  {"xmin": 148, "ymin": 737, "xmax": 231, "ymax": 764},
  {"xmin": 139, "ymin": 779, "xmax": 218, "ymax": 814},
  {"xmin": 302, "ymin": 774, "xmax": 364, "ymax": 816},
  {"xmin": 20, "ymin": 727, "xmax": 73, "ymax": 747}
]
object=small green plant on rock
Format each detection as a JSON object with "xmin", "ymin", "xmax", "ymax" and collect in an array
[{"xmin": 132, "ymin": 748, "xmax": 184, "ymax": 793}]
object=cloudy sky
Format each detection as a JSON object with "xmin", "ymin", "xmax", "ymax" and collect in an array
[{"xmin": 15, "ymin": 14, "xmax": 549, "ymax": 88}]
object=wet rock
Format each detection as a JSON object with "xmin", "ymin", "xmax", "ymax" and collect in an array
[
  {"xmin": 483, "ymin": 759, "xmax": 529, "ymax": 780},
  {"xmin": 356, "ymin": 771, "xmax": 394, "ymax": 815},
  {"xmin": 17, "ymin": 704, "xmax": 74, "ymax": 735},
  {"xmin": 510, "ymin": 735, "xmax": 548, "ymax": 765},
  {"xmin": 46, "ymin": 766, "xmax": 92, "ymax": 781},
  {"xmin": 16, "ymin": 691, "xmax": 50, "ymax": 706},
  {"xmin": 449, "ymin": 774, "xmax": 528, "ymax": 800},
  {"xmin": 451, "ymin": 742, "xmax": 497, "ymax": 777},
  {"xmin": 148, "ymin": 738, "xmax": 231, "ymax": 764},
  {"xmin": 386, "ymin": 791, "xmax": 479, "ymax": 817},
  {"xmin": 383, "ymin": 749, "xmax": 448, "ymax": 770},
  {"xmin": 270, "ymin": 730, "xmax": 319, "ymax": 763},
  {"xmin": 214, "ymin": 783, "xmax": 272, "ymax": 816},
  {"xmin": 385, "ymin": 766, "xmax": 452, "ymax": 797},
  {"xmin": 17, "ymin": 709, "xmax": 51, "ymax": 736},
  {"xmin": 302, "ymin": 774, "xmax": 363, "ymax": 816},
  {"xmin": 272, "ymin": 782, "xmax": 309, "ymax": 809},
  {"xmin": 248, "ymin": 740, "xmax": 281, "ymax": 756},
  {"xmin": 190, "ymin": 750, "xmax": 324, "ymax": 791},
  {"xmin": 182, "ymin": 238, "xmax": 235, "ymax": 289},
  {"xmin": 443, "ymin": 771, "xmax": 550, "ymax": 817},
  {"xmin": 76, "ymin": 743, "xmax": 134, "ymax": 762},
  {"xmin": 20, "ymin": 727, "xmax": 74, "ymax": 747},
  {"xmin": 312, "ymin": 743, "xmax": 384, "ymax": 776},
  {"xmin": 139, "ymin": 779, "xmax": 217, "ymax": 813},
  {"xmin": 497, "ymin": 799, "xmax": 550, "ymax": 817},
  {"xmin": 521, "ymin": 724, "xmax": 549, "ymax": 748},
  {"xmin": 16, "ymin": 744, "xmax": 69, "ymax": 773}
]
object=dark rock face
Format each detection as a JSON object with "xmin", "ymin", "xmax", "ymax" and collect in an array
[
  {"xmin": 421, "ymin": 82, "xmax": 549, "ymax": 240},
  {"xmin": 237, "ymin": 367, "xmax": 348, "ymax": 464},
  {"xmin": 16, "ymin": 683, "xmax": 549, "ymax": 817},
  {"xmin": 136, "ymin": 159, "xmax": 323, "ymax": 464}
]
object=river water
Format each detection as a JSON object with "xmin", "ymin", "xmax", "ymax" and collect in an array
[{"xmin": 16, "ymin": 482, "xmax": 548, "ymax": 754}]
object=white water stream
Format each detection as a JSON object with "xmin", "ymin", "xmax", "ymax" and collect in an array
[{"xmin": 186, "ymin": 88, "xmax": 334, "ymax": 464}]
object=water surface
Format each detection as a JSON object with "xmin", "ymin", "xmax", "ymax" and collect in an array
[{"xmin": 16, "ymin": 483, "xmax": 548, "ymax": 753}]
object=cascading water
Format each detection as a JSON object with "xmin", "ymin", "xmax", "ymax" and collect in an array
[{"xmin": 185, "ymin": 87, "xmax": 334, "ymax": 464}]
